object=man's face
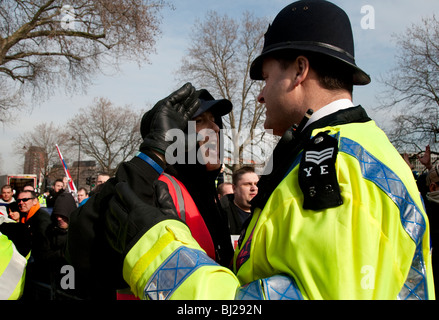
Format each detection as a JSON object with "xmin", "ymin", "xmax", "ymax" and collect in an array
[
  {"xmin": 77, "ymin": 190, "xmax": 87, "ymax": 203},
  {"xmin": 54, "ymin": 181, "xmax": 64, "ymax": 193},
  {"xmin": 1, "ymin": 188, "xmax": 13, "ymax": 202},
  {"xmin": 194, "ymin": 111, "xmax": 221, "ymax": 171},
  {"xmin": 233, "ymin": 172, "xmax": 259, "ymax": 211},
  {"xmin": 17, "ymin": 191, "xmax": 38, "ymax": 213},
  {"xmin": 258, "ymin": 57, "xmax": 308, "ymax": 136},
  {"xmin": 97, "ymin": 175, "xmax": 110, "ymax": 185}
]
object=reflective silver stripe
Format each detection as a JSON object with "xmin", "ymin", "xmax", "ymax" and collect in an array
[
  {"xmin": 0, "ymin": 236, "xmax": 27, "ymax": 300},
  {"xmin": 235, "ymin": 275, "xmax": 304, "ymax": 300},
  {"xmin": 162, "ymin": 173, "xmax": 186, "ymax": 222},
  {"xmin": 339, "ymin": 137, "xmax": 429, "ymax": 300},
  {"xmin": 144, "ymin": 247, "xmax": 217, "ymax": 300}
]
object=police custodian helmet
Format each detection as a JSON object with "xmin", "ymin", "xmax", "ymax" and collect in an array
[{"xmin": 250, "ymin": 0, "xmax": 371, "ymax": 86}]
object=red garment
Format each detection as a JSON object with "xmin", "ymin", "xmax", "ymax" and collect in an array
[
  {"xmin": 117, "ymin": 173, "xmax": 216, "ymax": 300},
  {"xmin": 158, "ymin": 173, "xmax": 216, "ymax": 260}
]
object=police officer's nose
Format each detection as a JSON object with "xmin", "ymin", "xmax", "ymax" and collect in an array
[{"xmin": 257, "ymin": 87, "xmax": 265, "ymax": 104}]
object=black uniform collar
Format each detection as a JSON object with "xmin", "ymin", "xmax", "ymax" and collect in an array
[{"xmin": 251, "ymin": 105, "xmax": 371, "ymax": 210}]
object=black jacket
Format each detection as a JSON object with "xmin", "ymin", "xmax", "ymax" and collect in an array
[
  {"xmin": 66, "ymin": 150, "xmax": 166, "ymax": 299},
  {"xmin": 46, "ymin": 192, "xmax": 77, "ymax": 263},
  {"xmin": 169, "ymin": 162, "xmax": 234, "ymax": 268},
  {"xmin": 220, "ymin": 194, "xmax": 250, "ymax": 235}
]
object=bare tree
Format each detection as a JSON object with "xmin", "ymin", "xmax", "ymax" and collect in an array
[
  {"xmin": 13, "ymin": 121, "xmax": 70, "ymax": 184},
  {"xmin": 0, "ymin": 0, "xmax": 167, "ymax": 121},
  {"xmin": 65, "ymin": 97, "xmax": 143, "ymax": 175},
  {"xmin": 177, "ymin": 11, "xmax": 273, "ymax": 172},
  {"xmin": 378, "ymin": 15, "xmax": 439, "ymax": 152}
]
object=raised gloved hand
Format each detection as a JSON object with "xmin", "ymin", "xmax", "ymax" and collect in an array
[
  {"xmin": 105, "ymin": 180, "xmax": 181, "ymax": 257},
  {"xmin": 140, "ymin": 82, "xmax": 200, "ymax": 156}
]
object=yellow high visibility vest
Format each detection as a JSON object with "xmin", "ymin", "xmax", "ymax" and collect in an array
[
  {"xmin": 0, "ymin": 232, "xmax": 28, "ymax": 300},
  {"xmin": 234, "ymin": 122, "xmax": 434, "ymax": 299}
]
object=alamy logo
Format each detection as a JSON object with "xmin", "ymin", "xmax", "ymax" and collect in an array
[
  {"xmin": 305, "ymin": 148, "xmax": 334, "ymax": 165},
  {"xmin": 164, "ymin": 122, "xmax": 276, "ymax": 175}
]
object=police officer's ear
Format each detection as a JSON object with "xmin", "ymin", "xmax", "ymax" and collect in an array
[{"xmin": 292, "ymin": 56, "xmax": 310, "ymax": 88}]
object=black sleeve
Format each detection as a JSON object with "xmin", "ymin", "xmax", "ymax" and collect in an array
[
  {"xmin": 65, "ymin": 150, "xmax": 165, "ymax": 297},
  {"xmin": 0, "ymin": 222, "xmax": 31, "ymax": 257}
]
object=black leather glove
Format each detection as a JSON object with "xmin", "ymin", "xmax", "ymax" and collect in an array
[
  {"xmin": 0, "ymin": 221, "xmax": 31, "ymax": 258},
  {"xmin": 140, "ymin": 82, "xmax": 200, "ymax": 156},
  {"xmin": 105, "ymin": 180, "xmax": 181, "ymax": 257}
]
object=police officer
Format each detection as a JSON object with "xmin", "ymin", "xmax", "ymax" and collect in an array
[{"xmin": 74, "ymin": 1, "xmax": 435, "ymax": 300}]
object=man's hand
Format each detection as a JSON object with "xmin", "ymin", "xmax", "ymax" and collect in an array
[
  {"xmin": 418, "ymin": 145, "xmax": 432, "ymax": 171},
  {"xmin": 140, "ymin": 83, "xmax": 200, "ymax": 156}
]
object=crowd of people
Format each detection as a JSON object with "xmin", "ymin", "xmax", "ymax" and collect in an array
[
  {"xmin": 0, "ymin": 174, "xmax": 112, "ymax": 299},
  {"xmin": 1, "ymin": 0, "xmax": 437, "ymax": 301}
]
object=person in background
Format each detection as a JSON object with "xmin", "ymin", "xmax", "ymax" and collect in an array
[
  {"xmin": 38, "ymin": 188, "xmax": 50, "ymax": 208},
  {"xmin": 0, "ymin": 185, "xmax": 16, "ymax": 217},
  {"xmin": 46, "ymin": 179, "xmax": 65, "ymax": 212},
  {"xmin": 46, "ymin": 191, "xmax": 77, "ymax": 298},
  {"xmin": 77, "ymin": 187, "xmax": 89, "ymax": 207},
  {"xmin": 217, "ymin": 182, "xmax": 233, "ymax": 200},
  {"xmin": 96, "ymin": 173, "xmax": 111, "ymax": 186},
  {"xmin": 16, "ymin": 190, "xmax": 51, "ymax": 299},
  {"xmin": 220, "ymin": 166, "xmax": 259, "ymax": 236},
  {"xmin": 23, "ymin": 185, "xmax": 35, "ymax": 192}
]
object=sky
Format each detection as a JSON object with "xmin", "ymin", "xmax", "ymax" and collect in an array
[{"xmin": 1, "ymin": 0, "xmax": 439, "ymax": 174}]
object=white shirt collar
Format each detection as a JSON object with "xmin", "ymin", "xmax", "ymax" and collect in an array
[{"xmin": 302, "ymin": 99, "xmax": 354, "ymax": 131}]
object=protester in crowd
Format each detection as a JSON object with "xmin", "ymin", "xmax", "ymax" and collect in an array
[
  {"xmin": 8, "ymin": 206, "xmax": 21, "ymax": 222},
  {"xmin": 96, "ymin": 173, "xmax": 111, "ymax": 186},
  {"xmin": 217, "ymin": 182, "xmax": 233, "ymax": 200},
  {"xmin": 220, "ymin": 166, "xmax": 259, "ymax": 235},
  {"xmin": 16, "ymin": 190, "xmax": 52, "ymax": 299},
  {"xmin": 66, "ymin": 84, "xmax": 235, "ymax": 299},
  {"xmin": 46, "ymin": 191, "xmax": 77, "ymax": 297},
  {"xmin": 23, "ymin": 184, "xmax": 35, "ymax": 192},
  {"xmin": 46, "ymin": 178, "xmax": 65, "ymax": 211},
  {"xmin": 163, "ymin": 88, "xmax": 234, "ymax": 266},
  {"xmin": 77, "ymin": 187, "xmax": 89, "ymax": 207},
  {"xmin": 0, "ymin": 185, "xmax": 16, "ymax": 217}
]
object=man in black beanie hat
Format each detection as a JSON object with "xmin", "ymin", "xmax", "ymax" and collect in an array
[{"xmin": 70, "ymin": 1, "xmax": 435, "ymax": 300}]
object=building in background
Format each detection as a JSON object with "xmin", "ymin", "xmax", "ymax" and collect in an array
[{"xmin": 23, "ymin": 146, "xmax": 45, "ymax": 176}]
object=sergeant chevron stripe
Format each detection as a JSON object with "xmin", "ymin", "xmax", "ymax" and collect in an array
[{"xmin": 304, "ymin": 148, "xmax": 335, "ymax": 165}]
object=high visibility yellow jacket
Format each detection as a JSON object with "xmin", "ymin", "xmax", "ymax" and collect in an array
[
  {"xmin": 123, "ymin": 106, "xmax": 435, "ymax": 300},
  {"xmin": 0, "ymin": 232, "xmax": 28, "ymax": 300}
]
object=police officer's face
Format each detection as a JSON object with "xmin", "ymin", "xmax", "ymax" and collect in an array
[{"xmin": 258, "ymin": 57, "xmax": 309, "ymax": 136}]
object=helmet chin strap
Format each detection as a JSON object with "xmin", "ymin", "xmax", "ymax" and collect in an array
[{"xmin": 292, "ymin": 109, "xmax": 313, "ymax": 138}]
